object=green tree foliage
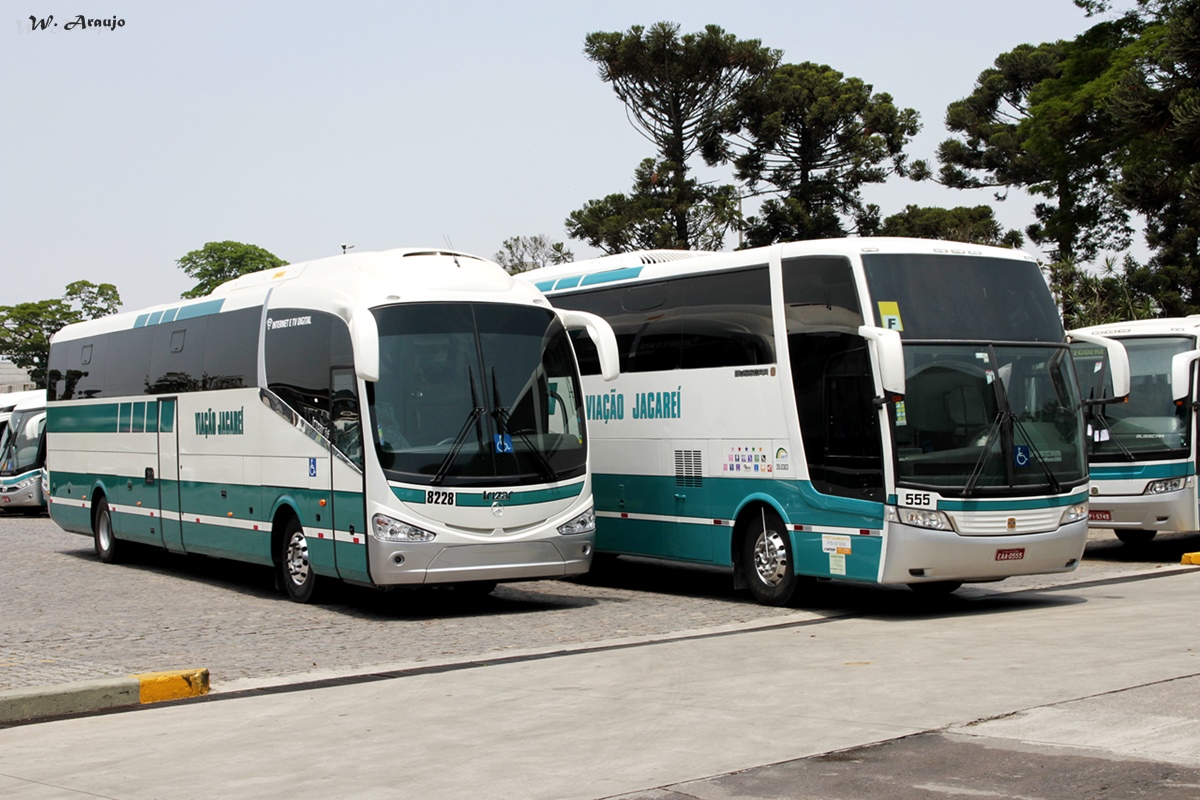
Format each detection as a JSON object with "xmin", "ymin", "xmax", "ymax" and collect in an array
[
  {"xmin": 574, "ymin": 22, "xmax": 778, "ymax": 250},
  {"xmin": 1055, "ymin": 255, "xmax": 1158, "ymax": 327},
  {"xmin": 712, "ymin": 62, "xmax": 922, "ymax": 246},
  {"xmin": 493, "ymin": 235, "xmax": 574, "ymax": 274},
  {"xmin": 177, "ymin": 241, "xmax": 286, "ymax": 299},
  {"xmin": 0, "ymin": 280, "xmax": 122, "ymax": 386},
  {"xmin": 878, "ymin": 205, "xmax": 1025, "ymax": 247},
  {"xmin": 565, "ymin": 158, "xmax": 739, "ymax": 254},
  {"xmin": 937, "ymin": 24, "xmax": 1138, "ymax": 266},
  {"xmin": 1105, "ymin": 0, "xmax": 1200, "ymax": 314}
]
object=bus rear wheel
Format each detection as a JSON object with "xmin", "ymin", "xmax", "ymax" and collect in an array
[
  {"xmin": 279, "ymin": 517, "xmax": 320, "ymax": 603},
  {"xmin": 743, "ymin": 510, "xmax": 797, "ymax": 606},
  {"xmin": 93, "ymin": 496, "xmax": 121, "ymax": 564}
]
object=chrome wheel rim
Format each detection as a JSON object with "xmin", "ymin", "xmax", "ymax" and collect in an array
[
  {"xmin": 98, "ymin": 510, "xmax": 113, "ymax": 551},
  {"xmin": 752, "ymin": 529, "xmax": 789, "ymax": 586},
  {"xmin": 285, "ymin": 530, "xmax": 310, "ymax": 586}
]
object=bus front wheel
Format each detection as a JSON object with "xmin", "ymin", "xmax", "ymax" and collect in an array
[
  {"xmin": 93, "ymin": 496, "xmax": 121, "ymax": 564},
  {"xmin": 742, "ymin": 510, "xmax": 797, "ymax": 606},
  {"xmin": 1115, "ymin": 530, "xmax": 1157, "ymax": 546},
  {"xmin": 279, "ymin": 517, "xmax": 320, "ymax": 603}
]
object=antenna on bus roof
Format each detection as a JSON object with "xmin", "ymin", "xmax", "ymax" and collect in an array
[{"xmin": 341, "ymin": 243, "xmax": 355, "ymax": 255}]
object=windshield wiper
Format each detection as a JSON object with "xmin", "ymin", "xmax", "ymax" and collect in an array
[
  {"xmin": 431, "ymin": 369, "xmax": 484, "ymax": 486},
  {"xmin": 1086, "ymin": 407, "xmax": 1136, "ymax": 461},
  {"xmin": 490, "ymin": 368, "xmax": 557, "ymax": 483},
  {"xmin": 963, "ymin": 410, "xmax": 1005, "ymax": 497}
]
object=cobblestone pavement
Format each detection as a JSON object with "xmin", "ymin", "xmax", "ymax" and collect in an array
[{"xmin": 2, "ymin": 514, "xmax": 1197, "ymax": 693}]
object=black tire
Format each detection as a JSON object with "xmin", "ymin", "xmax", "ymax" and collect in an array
[
  {"xmin": 742, "ymin": 509, "xmax": 798, "ymax": 606},
  {"xmin": 451, "ymin": 580, "xmax": 498, "ymax": 597},
  {"xmin": 1115, "ymin": 529, "xmax": 1157, "ymax": 546},
  {"xmin": 907, "ymin": 580, "xmax": 963, "ymax": 596},
  {"xmin": 93, "ymin": 495, "xmax": 121, "ymax": 564},
  {"xmin": 278, "ymin": 516, "xmax": 320, "ymax": 603}
]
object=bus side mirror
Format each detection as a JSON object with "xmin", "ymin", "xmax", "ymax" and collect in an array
[
  {"xmin": 350, "ymin": 310, "xmax": 380, "ymax": 383},
  {"xmin": 1068, "ymin": 332, "xmax": 1131, "ymax": 401},
  {"xmin": 858, "ymin": 325, "xmax": 905, "ymax": 399},
  {"xmin": 1171, "ymin": 350, "xmax": 1200, "ymax": 403},
  {"xmin": 556, "ymin": 308, "xmax": 620, "ymax": 382}
]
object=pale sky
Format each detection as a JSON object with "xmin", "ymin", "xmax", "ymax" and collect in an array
[{"xmin": 3, "ymin": 0, "xmax": 1101, "ymax": 313}]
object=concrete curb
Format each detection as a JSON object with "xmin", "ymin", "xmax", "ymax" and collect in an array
[
  {"xmin": 0, "ymin": 669, "xmax": 209, "ymax": 725},
  {"xmin": 1183, "ymin": 553, "xmax": 1200, "ymax": 565}
]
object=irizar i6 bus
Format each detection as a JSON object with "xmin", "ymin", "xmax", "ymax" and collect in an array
[
  {"xmin": 1071, "ymin": 316, "xmax": 1200, "ymax": 545},
  {"xmin": 45, "ymin": 248, "xmax": 619, "ymax": 602},
  {"xmin": 522, "ymin": 238, "xmax": 1129, "ymax": 605},
  {"xmin": 0, "ymin": 390, "xmax": 47, "ymax": 513}
]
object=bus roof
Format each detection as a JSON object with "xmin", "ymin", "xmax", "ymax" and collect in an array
[
  {"xmin": 51, "ymin": 248, "xmax": 548, "ymax": 344},
  {"xmin": 521, "ymin": 237, "xmax": 1038, "ymax": 295},
  {"xmin": 1071, "ymin": 316, "xmax": 1200, "ymax": 339},
  {"xmin": 0, "ymin": 390, "xmax": 44, "ymax": 414}
]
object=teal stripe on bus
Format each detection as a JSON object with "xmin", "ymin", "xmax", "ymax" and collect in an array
[
  {"xmin": 390, "ymin": 482, "xmax": 584, "ymax": 506},
  {"xmin": 592, "ymin": 473, "xmax": 884, "ymax": 530},
  {"xmin": 580, "ymin": 267, "xmax": 644, "ymax": 286},
  {"xmin": 134, "ymin": 298, "xmax": 226, "ymax": 328},
  {"xmin": 936, "ymin": 492, "xmax": 1089, "ymax": 512},
  {"xmin": 1090, "ymin": 462, "xmax": 1195, "ymax": 481}
]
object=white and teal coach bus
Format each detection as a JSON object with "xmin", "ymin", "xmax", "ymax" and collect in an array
[
  {"xmin": 522, "ymin": 238, "xmax": 1129, "ymax": 605},
  {"xmin": 0, "ymin": 390, "xmax": 47, "ymax": 513},
  {"xmin": 45, "ymin": 248, "xmax": 619, "ymax": 602},
  {"xmin": 1070, "ymin": 317, "xmax": 1200, "ymax": 545}
]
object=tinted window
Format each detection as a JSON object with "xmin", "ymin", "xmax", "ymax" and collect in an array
[
  {"xmin": 555, "ymin": 266, "xmax": 774, "ymax": 373},
  {"xmin": 863, "ymin": 253, "xmax": 1064, "ymax": 342},
  {"xmin": 265, "ymin": 309, "xmax": 353, "ymax": 438}
]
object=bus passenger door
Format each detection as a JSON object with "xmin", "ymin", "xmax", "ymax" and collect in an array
[
  {"xmin": 330, "ymin": 369, "xmax": 369, "ymax": 583},
  {"xmin": 157, "ymin": 397, "xmax": 185, "ymax": 553}
]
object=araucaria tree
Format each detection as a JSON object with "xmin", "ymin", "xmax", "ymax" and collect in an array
[
  {"xmin": 710, "ymin": 62, "xmax": 922, "ymax": 246},
  {"xmin": 570, "ymin": 22, "xmax": 779, "ymax": 251}
]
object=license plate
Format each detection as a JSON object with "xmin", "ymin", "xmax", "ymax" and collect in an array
[
  {"xmin": 995, "ymin": 548, "xmax": 1026, "ymax": 561},
  {"xmin": 1088, "ymin": 510, "xmax": 1112, "ymax": 522}
]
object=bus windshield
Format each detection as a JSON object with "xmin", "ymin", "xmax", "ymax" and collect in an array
[
  {"xmin": 892, "ymin": 343, "xmax": 1086, "ymax": 493},
  {"xmin": 0, "ymin": 407, "xmax": 46, "ymax": 474},
  {"xmin": 370, "ymin": 302, "xmax": 586, "ymax": 487},
  {"xmin": 1078, "ymin": 336, "xmax": 1193, "ymax": 460}
]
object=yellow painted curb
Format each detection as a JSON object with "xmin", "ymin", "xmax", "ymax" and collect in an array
[
  {"xmin": 132, "ymin": 669, "xmax": 210, "ymax": 705},
  {"xmin": 1183, "ymin": 553, "xmax": 1200, "ymax": 566}
]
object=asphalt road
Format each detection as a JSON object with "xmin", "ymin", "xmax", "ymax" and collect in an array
[{"xmin": 2, "ymin": 513, "xmax": 1197, "ymax": 694}]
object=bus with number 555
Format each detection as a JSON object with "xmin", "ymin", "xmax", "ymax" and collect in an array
[{"xmin": 522, "ymin": 238, "xmax": 1129, "ymax": 605}]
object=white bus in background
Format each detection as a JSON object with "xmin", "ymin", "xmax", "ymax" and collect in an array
[
  {"xmin": 0, "ymin": 389, "xmax": 42, "ymax": 429},
  {"xmin": 0, "ymin": 391, "xmax": 47, "ymax": 513},
  {"xmin": 45, "ymin": 248, "xmax": 618, "ymax": 602},
  {"xmin": 1071, "ymin": 317, "xmax": 1200, "ymax": 545},
  {"xmin": 523, "ymin": 238, "xmax": 1129, "ymax": 605}
]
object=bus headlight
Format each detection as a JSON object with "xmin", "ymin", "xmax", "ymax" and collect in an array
[
  {"xmin": 1145, "ymin": 478, "xmax": 1186, "ymax": 495},
  {"xmin": 558, "ymin": 507, "xmax": 595, "ymax": 535},
  {"xmin": 1060, "ymin": 504, "xmax": 1087, "ymax": 524},
  {"xmin": 886, "ymin": 505, "xmax": 952, "ymax": 531},
  {"xmin": 372, "ymin": 514, "xmax": 436, "ymax": 543},
  {"xmin": 14, "ymin": 476, "xmax": 38, "ymax": 490}
]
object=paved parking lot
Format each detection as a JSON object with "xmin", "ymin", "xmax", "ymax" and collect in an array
[{"xmin": 2, "ymin": 513, "xmax": 1197, "ymax": 693}]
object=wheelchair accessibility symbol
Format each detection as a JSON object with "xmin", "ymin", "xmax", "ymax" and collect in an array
[
  {"xmin": 494, "ymin": 434, "xmax": 513, "ymax": 454},
  {"xmin": 1014, "ymin": 445, "xmax": 1031, "ymax": 468}
]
